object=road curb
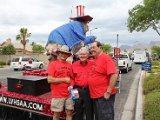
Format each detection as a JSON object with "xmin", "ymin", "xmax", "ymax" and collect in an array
[
  {"xmin": 121, "ymin": 69, "xmax": 141, "ymax": 120},
  {"xmin": 135, "ymin": 71, "xmax": 145, "ymax": 120}
]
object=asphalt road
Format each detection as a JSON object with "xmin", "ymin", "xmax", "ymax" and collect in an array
[
  {"xmin": 0, "ymin": 64, "xmax": 141, "ymax": 120},
  {"xmin": 0, "ymin": 67, "xmax": 22, "ymax": 85},
  {"xmin": 0, "ymin": 65, "xmax": 48, "ymax": 85}
]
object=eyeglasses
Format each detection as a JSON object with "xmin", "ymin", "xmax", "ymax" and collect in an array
[{"xmin": 91, "ymin": 46, "xmax": 98, "ymax": 50}]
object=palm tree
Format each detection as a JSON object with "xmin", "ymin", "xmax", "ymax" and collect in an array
[{"xmin": 16, "ymin": 28, "xmax": 31, "ymax": 54}]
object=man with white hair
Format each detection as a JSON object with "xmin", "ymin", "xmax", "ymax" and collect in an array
[{"xmin": 71, "ymin": 47, "xmax": 93, "ymax": 120}]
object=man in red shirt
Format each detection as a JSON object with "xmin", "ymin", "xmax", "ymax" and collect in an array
[
  {"xmin": 47, "ymin": 45, "xmax": 74, "ymax": 120},
  {"xmin": 71, "ymin": 47, "xmax": 93, "ymax": 120},
  {"xmin": 88, "ymin": 41, "xmax": 118, "ymax": 120}
]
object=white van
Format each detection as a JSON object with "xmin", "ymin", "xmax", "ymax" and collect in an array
[{"xmin": 133, "ymin": 50, "xmax": 147, "ymax": 63}]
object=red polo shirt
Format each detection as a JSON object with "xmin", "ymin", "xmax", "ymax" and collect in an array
[
  {"xmin": 72, "ymin": 60, "xmax": 93, "ymax": 87},
  {"xmin": 88, "ymin": 53, "xmax": 117, "ymax": 98},
  {"xmin": 47, "ymin": 60, "xmax": 73, "ymax": 98}
]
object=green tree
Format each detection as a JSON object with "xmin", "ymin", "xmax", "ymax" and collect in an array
[
  {"xmin": 32, "ymin": 44, "xmax": 45, "ymax": 53},
  {"xmin": 16, "ymin": 28, "xmax": 31, "ymax": 54},
  {"xmin": 127, "ymin": 0, "xmax": 160, "ymax": 36},
  {"xmin": 151, "ymin": 46, "xmax": 160, "ymax": 58},
  {"xmin": 31, "ymin": 42, "xmax": 36, "ymax": 46},
  {"xmin": 2, "ymin": 44, "xmax": 16, "ymax": 55},
  {"xmin": 102, "ymin": 44, "xmax": 112, "ymax": 53},
  {"xmin": 2, "ymin": 45, "xmax": 16, "ymax": 64}
]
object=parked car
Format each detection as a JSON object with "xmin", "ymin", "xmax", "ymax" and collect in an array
[
  {"xmin": 118, "ymin": 53, "xmax": 132, "ymax": 73},
  {"xmin": 10, "ymin": 56, "xmax": 44, "ymax": 71}
]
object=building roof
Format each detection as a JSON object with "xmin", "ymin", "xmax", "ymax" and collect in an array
[
  {"xmin": 0, "ymin": 38, "xmax": 32, "ymax": 52},
  {"xmin": 12, "ymin": 42, "xmax": 32, "ymax": 52}
]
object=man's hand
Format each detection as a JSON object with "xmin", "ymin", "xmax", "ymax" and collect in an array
[
  {"xmin": 68, "ymin": 86, "xmax": 73, "ymax": 91},
  {"xmin": 104, "ymin": 91, "xmax": 111, "ymax": 100}
]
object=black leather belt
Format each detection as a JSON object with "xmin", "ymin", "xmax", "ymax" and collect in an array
[{"xmin": 75, "ymin": 85, "xmax": 88, "ymax": 90}]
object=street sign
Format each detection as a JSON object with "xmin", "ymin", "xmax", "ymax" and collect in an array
[
  {"xmin": 141, "ymin": 62, "xmax": 152, "ymax": 71},
  {"xmin": 114, "ymin": 47, "xmax": 120, "ymax": 58}
]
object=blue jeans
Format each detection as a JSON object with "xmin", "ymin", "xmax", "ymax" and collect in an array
[{"xmin": 93, "ymin": 94, "xmax": 115, "ymax": 120}]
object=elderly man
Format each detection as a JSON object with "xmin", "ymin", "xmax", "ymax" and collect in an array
[
  {"xmin": 88, "ymin": 41, "xmax": 118, "ymax": 120},
  {"xmin": 71, "ymin": 47, "xmax": 93, "ymax": 120}
]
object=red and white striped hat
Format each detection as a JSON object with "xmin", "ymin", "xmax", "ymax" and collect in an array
[{"xmin": 69, "ymin": 5, "xmax": 93, "ymax": 22}]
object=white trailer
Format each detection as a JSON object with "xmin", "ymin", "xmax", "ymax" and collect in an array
[{"xmin": 133, "ymin": 50, "xmax": 147, "ymax": 63}]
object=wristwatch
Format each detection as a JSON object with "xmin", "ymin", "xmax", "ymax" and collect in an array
[{"xmin": 106, "ymin": 91, "xmax": 111, "ymax": 95}]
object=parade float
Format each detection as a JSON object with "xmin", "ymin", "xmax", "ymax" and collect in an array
[
  {"xmin": 0, "ymin": 70, "xmax": 55, "ymax": 120},
  {"xmin": 0, "ymin": 70, "xmax": 65, "ymax": 119},
  {"xmin": 0, "ymin": 5, "xmax": 95, "ymax": 120}
]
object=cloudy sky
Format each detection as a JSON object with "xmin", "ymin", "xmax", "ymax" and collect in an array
[{"xmin": 0, "ymin": 0, "xmax": 159, "ymax": 47}]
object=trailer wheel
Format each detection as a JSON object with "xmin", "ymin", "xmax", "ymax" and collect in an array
[
  {"xmin": 39, "ymin": 64, "xmax": 43, "ymax": 69},
  {"xmin": 125, "ymin": 66, "xmax": 128, "ymax": 73}
]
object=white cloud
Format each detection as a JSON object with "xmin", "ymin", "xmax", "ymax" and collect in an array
[{"xmin": 0, "ymin": 0, "xmax": 159, "ymax": 47}]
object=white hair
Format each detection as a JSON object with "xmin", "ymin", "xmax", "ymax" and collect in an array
[{"xmin": 78, "ymin": 46, "xmax": 89, "ymax": 54}]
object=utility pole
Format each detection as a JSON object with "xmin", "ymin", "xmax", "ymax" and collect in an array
[
  {"xmin": 117, "ymin": 34, "xmax": 119, "ymax": 48},
  {"xmin": 116, "ymin": 34, "xmax": 120, "ymax": 70}
]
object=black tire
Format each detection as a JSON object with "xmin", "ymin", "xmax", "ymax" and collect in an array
[
  {"xmin": 14, "ymin": 69, "xmax": 18, "ymax": 71},
  {"xmin": 125, "ymin": 66, "xmax": 128, "ymax": 73},
  {"xmin": 130, "ymin": 65, "xmax": 132, "ymax": 71},
  {"xmin": 39, "ymin": 64, "xmax": 43, "ymax": 69}
]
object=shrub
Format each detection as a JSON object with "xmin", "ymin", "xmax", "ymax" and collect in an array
[
  {"xmin": 0, "ymin": 61, "xmax": 6, "ymax": 66},
  {"xmin": 144, "ymin": 60, "xmax": 160, "ymax": 120},
  {"xmin": 143, "ymin": 74, "xmax": 160, "ymax": 95},
  {"xmin": 144, "ymin": 92, "xmax": 160, "ymax": 120},
  {"xmin": 151, "ymin": 60, "xmax": 160, "ymax": 66},
  {"xmin": 151, "ymin": 61, "xmax": 160, "ymax": 72},
  {"xmin": 151, "ymin": 68, "xmax": 160, "ymax": 73}
]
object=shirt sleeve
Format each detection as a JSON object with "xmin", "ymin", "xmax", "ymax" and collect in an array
[
  {"xmin": 47, "ymin": 62, "xmax": 55, "ymax": 76},
  {"xmin": 105, "ymin": 56, "xmax": 117, "ymax": 76}
]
